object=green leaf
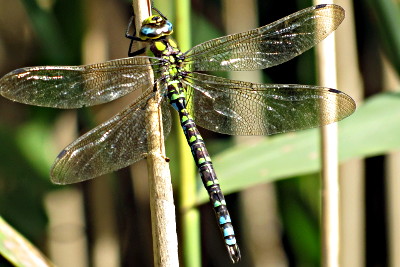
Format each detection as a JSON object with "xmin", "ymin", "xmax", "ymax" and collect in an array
[{"xmin": 0, "ymin": 216, "xmax": 55, "ymax": 267}]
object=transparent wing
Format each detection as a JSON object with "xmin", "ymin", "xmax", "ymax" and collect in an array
[
  {"xmin": 184, "ymin": 4, "xmax": 344, "ymax": 71},
  {"xmin": 183, "ymin": 72, "xmax": 355, "ymax": 135},
  {"xmin": 0, "ymin": 57, "xmax": 162, "ymax": 108},
  {"xmin": 50, "ymin": 93, "xmax": 171, "ymax": 184}
]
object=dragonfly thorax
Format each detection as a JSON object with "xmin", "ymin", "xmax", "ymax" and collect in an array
[
  {"xmin": 139, "ymin": 15, "xmax": 173, "ymax": 40},
  {"xmin": 150, "ymin": 37, "xmax": 186, "ymax": 83}
]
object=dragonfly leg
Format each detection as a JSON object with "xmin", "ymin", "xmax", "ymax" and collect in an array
[
  {"xmin": 125, "ymin": 16, "xmax": 147, "ymax": 57},
  {"xmin": 125, "ymin": 15, "xmax": 140, "ymax": 40},
  {"xmin": 128, "ymin": 43, "xmax": 146, "ymax": 57}
]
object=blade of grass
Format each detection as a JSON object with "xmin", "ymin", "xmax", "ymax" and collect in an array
[{"xmin": 0, "ymin": 216, "xmax": 56, "ymax": 267}]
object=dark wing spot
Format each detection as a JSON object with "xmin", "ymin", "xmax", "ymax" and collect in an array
[
  {"xmin": 315, "ymin": 4, "xmax": 327, "ymax": 9},
  {"xmin": 328, "ymin": 88, "xmax": 341, "ymax": 94},
  {"xmin": 57, "ymin": 149, "xmax": 67, "ymax": 159}
]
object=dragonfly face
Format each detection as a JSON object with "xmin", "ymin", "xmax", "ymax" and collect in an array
[
  {"xmin": 0, "ymin": 4, "xmax": 356, "ymax": 263},
  {"xmin": 139, "ymin": 15, "xmax": 173, "ymax": 40}
]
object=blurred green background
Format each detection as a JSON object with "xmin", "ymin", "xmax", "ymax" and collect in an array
[{"xmin": 1, "ymin": 0, "xmax": 400, "ymax": 266}]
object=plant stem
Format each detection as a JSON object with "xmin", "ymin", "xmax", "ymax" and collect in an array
[
  {"xmin": 314, "ymin": 1, "xmax": 340, "ymax": 267},
  {"xmin": 173, "ymin": 0, "xmax": 202, "ymax": 266},
  {"xmin": 132, "ymin": 1, "xmax": 179, "ymax": 266},
  {"xmin": 146, "ymin": 95, "xmax": 179, "ymax": 267}
]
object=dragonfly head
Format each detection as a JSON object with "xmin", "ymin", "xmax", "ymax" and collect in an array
[{"xmin": 140, "ymin": 15, "xmax": 173, "ymax": 40}]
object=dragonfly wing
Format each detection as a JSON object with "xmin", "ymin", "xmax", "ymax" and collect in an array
[
  {"xmin": 51, "ymin": 93, "xmax": 171, "ymax": 184},
  {"xmin": 183, "ymin": 73, "xmax": 355, "ymax": 135},
  {"xmin": 184, "ymin": 4, "xmax": 343, "ymax": 71},
  {"xmin": 0, "ymin": 57, "xmax": 162, "ymax": 108}
]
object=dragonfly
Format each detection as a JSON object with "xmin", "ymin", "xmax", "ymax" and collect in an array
[{"xmin": 0, "ymin": 4, "xmax": 355, "ymax": 263}]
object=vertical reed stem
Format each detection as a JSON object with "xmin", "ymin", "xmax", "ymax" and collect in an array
[
  {"xmin": 314, "ymin": 1, "xmax": 340, "ymax": 267},
  {"xmin": 132, "ymin": 1, "xmax": 179, "ymax": 266},
  {"xmin": 173, "ymin": 0, "xmax": 202, "ymax": 266}
]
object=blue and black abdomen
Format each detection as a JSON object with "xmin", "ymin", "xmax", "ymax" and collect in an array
[{"xmin": 166, "ymin": 81, "xmax": 241, "ymax": 262}]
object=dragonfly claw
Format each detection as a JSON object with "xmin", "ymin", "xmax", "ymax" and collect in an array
[{"xmin": 227, "ymin": 244, "xmax": 241, "ymax": 263}]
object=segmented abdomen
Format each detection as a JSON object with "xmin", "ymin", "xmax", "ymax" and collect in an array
[{"xmin": 166, "ymin": 82, "xmax": 241, "ymax": 263}]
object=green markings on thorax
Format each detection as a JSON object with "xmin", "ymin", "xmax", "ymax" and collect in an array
[
  {"xmin": 151, "ymin": 37, "xmax": 187, "ymax": 90},
  {"xmin": 154, "ymin": 40, "xmax": 167, "ymax": 52}
]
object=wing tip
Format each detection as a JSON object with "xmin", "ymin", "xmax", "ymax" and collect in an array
[{"xmin": 315, "ymin": 3, "xmax": 345, "ymax": 19}]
